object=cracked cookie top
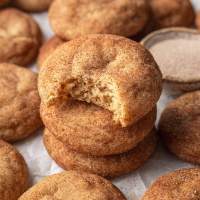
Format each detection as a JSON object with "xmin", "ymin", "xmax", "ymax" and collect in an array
[
  {"xmin": 0, "ymin": 140, "xmax": 28, "ymax": 200},
  {"xmin": 19, "ymin": 171, "xmax": 126, "ymax": 200},
  {"xmin": 0, "ymin": 63, "xmax": 42, "ymax": 142}
]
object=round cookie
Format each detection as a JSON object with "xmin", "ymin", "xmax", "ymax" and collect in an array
[
  {"xmin": 40, "ymin": 100, "xmax": 156, "ymax": 156},
  {"xmin": 0, "ymin": 8, "xmax": 42, "ymax": 66},
  {"xmin": 39, "ymin": 34, "xmax": 162, "ymax": 127},
  {"xmin": 37, "ymin": 36, "xmax": 65, "ymax": 69},
  {"xmin": 44, "ymin": 129, "xmax": 157, "ymax": 178},
  {"xmin": 158, "ymin": 91, "xmax": 200, "ymax": 164},
  {"xmin": 14, "ymin": 0, "xmax": 53, "ymax": 12},
  {"xmin": 142, "ymin": 168, "xmax": 200, "ymax": 200},
  {"xmin": 0, "ymin": 140, "xmax": 29, "ymax": 200},
  {"xmin": 149, "ymin": 0, "xmax": 195, "ymax": 29},
  {"xmin": 49, "ymin": 0, "xmax": 150, "ymax": 40},
  {"xmin": 0, "ymin": 63, "xmax": 42, "ymax": 142},
  {"xmin": 19, "ymin": 171, "xmax": 126, "ymax": 200}
]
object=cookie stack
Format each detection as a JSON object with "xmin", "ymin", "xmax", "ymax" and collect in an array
[{"xmin": 38, "ymin": 34, "xmax": 162, "ymax": 178}]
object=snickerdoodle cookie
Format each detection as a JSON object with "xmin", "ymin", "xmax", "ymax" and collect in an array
[
  {"xmin": 158, "ymin": 91, "xmax": 200, "ymax": 164},
  {"xmin": 149, "ymin": 0, "xmax": 195, "ymax": 29},
  {"xmin": 0, "ymin": 63, "xmax": 42, "ymax": 142},
  {"xmin": 37, "ymin": 36, "xmax": 64, "ymax": 68},
  {"xmin": 44, "ymin": 129, "xmax": 157, "ymax": 178},
  {"xmin": 19, "ymin": 171, "xmax": 126, "ymax": 200},
  {"xmin": 49, "ymin": 0, "xmax": 150, "ymax": 40},
  {"xmin": 142, "ymin": 168, "xmax": 200, "ymax": 200},
  {"xmin": 39, "ymin": 34, "xmax": 162, "ymax": 127},
  {"xmin": 0, "ymin": 140, "xmax": 28, "ymax": 200},
  {"xmin": 0, "ymin": 8, "xmax": 42, "ymax": 66},
  {"xmin": 40, "ymin": 100, "xmax": 156, "ymax": 156},
  {"xmin": 14, "ymin": 0, "xmax": 53, "ymax": 12}
]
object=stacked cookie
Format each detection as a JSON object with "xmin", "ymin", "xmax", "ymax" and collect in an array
[{"xmin": 38, "ymin": 34, "xmax": 162, "ymax": 178}]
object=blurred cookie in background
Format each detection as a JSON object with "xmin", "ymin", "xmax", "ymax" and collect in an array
[
  {"xmin": 0, "ymin": 139, "xmax": 29, "ymax": 200},
  {"xmin": 142, "ymin": 168, "xmax": 200, "ymax": 200},
  {"xmin": 0, "ymin": 63, "xmax": 42, "ymax": 142},
  {"xmin": 195, "ymin": 11, "xmax": 200, "ymax": 30},
  {"xmin": 149, "ymin": 0, "xmax": 195, "ymax": 29},
  {"xmin": 159, "ymin": 91, "xmax": 200, "ymax": 164},
  {"xmin": 37, "ymin": 36, "xmax": 65, "ymax": 69},
  {"xmin": 14, "ymin": 0, "xmax": 53, "ymax": 12},
  {"xmin": 0, "ymin": 8, "xmax": 42, "ymax": 66},
  {"xmin": 49, "ymin": 0, "xmax": 150, "ymax": 40}
]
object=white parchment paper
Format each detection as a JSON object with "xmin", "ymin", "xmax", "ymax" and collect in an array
[{"xmin": 14, "ymin": 1, "xmax": 199, "ymax": 199}]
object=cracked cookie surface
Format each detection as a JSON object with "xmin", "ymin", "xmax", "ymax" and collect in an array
[
  {"xmin": 39, "ymin": 34, "xmax": 162, "ymax": 127},
  {"xmin": 158, "ymin": 91, "xmax": 200, "ymax": 164},
  {"xmin": 0, "ymin": 140, "xmax": 28, "ymax": 200},
  {"xmin": 19, "ymin": 170, "xmax": 126, "ymax": 200},
  {"xmin": 0, "ymin": 8, "xmax": 42, "ymax": 66},
  {"xmin": 44, "ymin": 129, "xmax": 157, "ymax": 178},
  {"xmin": 0, "ymin": 63, "xmax": 42, "ymax": 142},
  {"xmin": 142, "ymin": 168, "xmax": 200, "ymax": 200},
  {"xmin": 49, "ymin": 0, "xmax": 149, "ymax": 39},
  {"xmin": 40, "ymin": 100, "xmax": 156, "ymax": 156}
]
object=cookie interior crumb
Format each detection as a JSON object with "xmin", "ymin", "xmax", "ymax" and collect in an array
[
  {"xmin": 47, "ymin": 73, "xmax": 129, "ymax": 126},
  {"xmin": 69, "ymin": 76, "xmax": 124, "ymax": 125}
]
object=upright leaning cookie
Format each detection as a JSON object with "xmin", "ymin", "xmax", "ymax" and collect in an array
[
  {"xmin": 49, "ymin": 0, "xmax": 150, "ymax": 39},
  {"xmin": 142, "ymin": 168, "xmax": 200, "ymax": 200},
  {"xmin": 19, "ymin": 171, "xmax": 126, "ymax": 200},
  {"xmin": 0, "ymin": 140, "xmax": 29, "ymax": 200},
  {"xmin": 0, "ymin": 63, "xmax": 42, "ymax": 142},
  {"xmin": 158, "ymin": 91, "xmax": 200, "ymax": 164},
  {"xmin": 39, "ymin": 34, "xmax": 162, "ymax": 127},
  {"xmin": 0, "ymin": 8, "xmax": 42, "ymax": 66},
  {"xmin": 149, "ymin": 0, "xmax": 195, "ymax": 29}
]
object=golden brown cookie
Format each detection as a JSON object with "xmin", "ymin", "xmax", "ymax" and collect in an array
[
  {"xmin": 149, "ymin": 0, "xmax": 195, "ymax": 29},
  {"xmin": 38, "ymin": 34, "xmax": 162, "ymax": 127},
  {"xmin": 0, "ymin": 8, "xmax": 42, "ymax": 66},
  {"xmin": 0, "ymin": 63, "xmax": 42, "ymax": 142},
  {"xmin": 158, "ymin": 91, "xmax": 200, "ymax": 164},
  {"xmin": 37, "ymin": 36, "xmax": 64, "ymax": 69},
  {"xmin": 14, "ymin": 0, "xmax": 53, "ymax": 12},
  {"xmin": 142, "ymin": 168, "xmax": 200, "ymax": 200},
  {"xmin": 19, "ymin": 171, "xmax": 126, "ymax": 200},
  {"xmin": 40, "ymin": 100, "xmax": 156, "ymax": 156},
  {"xmin": 0, "ymin": 140, "xmax": 29, "ymax": 200},
  {"xmin": 44, "ymin": 129, "xmax": 157, "ymax": 178},
  {"xmin": 49, "ymin": 0, "xmax": 150, "ymax": 40},
  {"xmin": 195, "ymin": 11, "xmax": 200, "ymax": 30}
]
